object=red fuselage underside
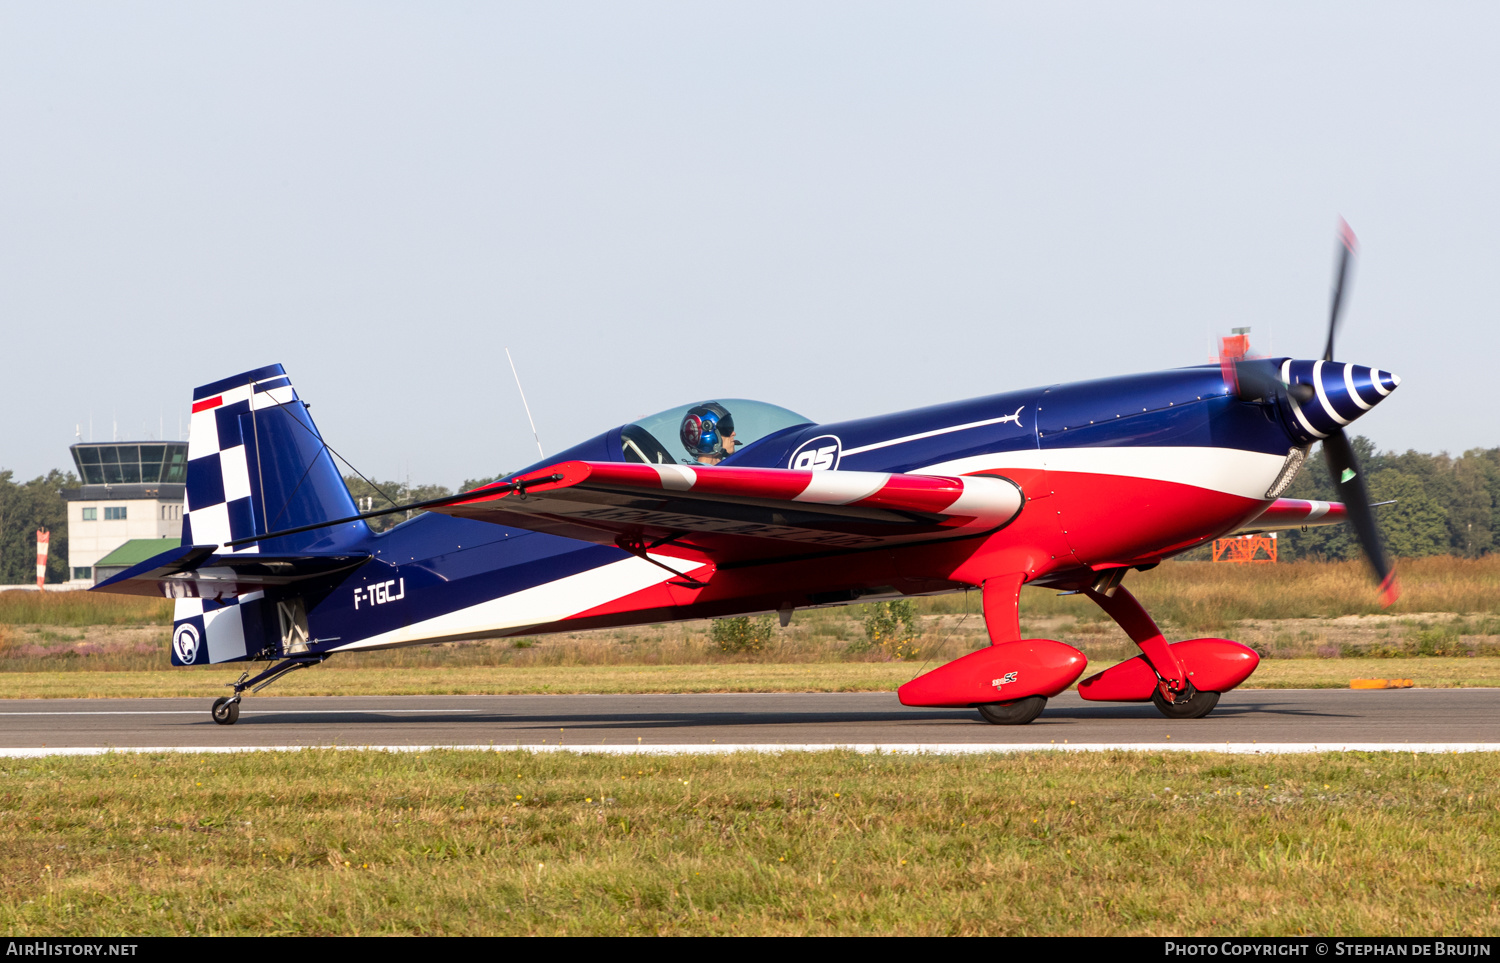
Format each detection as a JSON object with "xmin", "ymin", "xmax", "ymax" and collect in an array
[{"xmin": 542, "ymin": 469, "xmax": 1265, "ymax": 634}]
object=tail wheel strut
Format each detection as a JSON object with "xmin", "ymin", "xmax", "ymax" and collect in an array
[{"xmin": 208, "ymin": 655, "xmax": 327, "ymax": 725}]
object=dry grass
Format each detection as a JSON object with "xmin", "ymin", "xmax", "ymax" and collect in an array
[
  {"xmin": 4, "ymin": 556, "xmax": 1493, "ymax": 634},
  {"xmin": 6, "ymin": 658, "xmax": 1500, "ymax": 700},
  {"xmin": 2, "ymin": 749, "xmax": 1497, "ymax": 935},
  {"xmin": 2, "ymin": 559, "xmax": 1497, "ymax": 699},
  {"xmin": 0, "ymin": 663, "xmax": 920, "ymax": 699},
  {"xmin": 0, "ymin": 591, "xmax": 171, "ymax": 627},
  {"xmin": 1072, "ymin": 555, "xmax": 1500, "ymax": 630}
]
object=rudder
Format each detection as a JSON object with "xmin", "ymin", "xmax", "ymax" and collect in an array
[{"xmin": 173, "ymin": 364, "xmax": 368, "ymax": 665}]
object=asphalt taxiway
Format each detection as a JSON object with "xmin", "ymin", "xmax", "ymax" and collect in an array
[{"xmin": 2, "ymin": 689, "xmax": 1498, "ymax": 754}]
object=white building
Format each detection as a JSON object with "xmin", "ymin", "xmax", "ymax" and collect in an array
[{"xmin": 63, "ymin": 441, "xmax": 186, "ymax": 584}]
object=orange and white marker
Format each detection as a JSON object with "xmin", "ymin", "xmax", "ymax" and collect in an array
[{"xmin": 35, "ymin": 529, "xmax": 49, "ymax": 590}]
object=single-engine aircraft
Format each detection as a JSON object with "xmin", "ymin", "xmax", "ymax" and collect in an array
[{"xmin": 97, "ymin": 224, "xmax": 1399, "ymax": 726}]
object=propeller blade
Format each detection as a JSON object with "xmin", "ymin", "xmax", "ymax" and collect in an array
[
  {"xmin": 1322, "ymin": 428, "xmax": 1400, "ymax": 606},
  {"xmin": 1219, "ymin": 331, "xmax": 1287, "ymax": 402},
  {"xmin": 1323, "ymin": 219, "xmax": 1358, "ymax": 362},
  {"xmin": 1231, "ymin": 357, "xmax": 1282, "ymax": 402}
]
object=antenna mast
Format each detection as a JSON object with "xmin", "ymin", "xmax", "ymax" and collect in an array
[{"xmin": 506, "ymin": 348, "xmax": 545, "ymax": 458}]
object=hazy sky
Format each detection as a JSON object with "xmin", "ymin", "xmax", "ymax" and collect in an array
[{"xmin": 3, "ymin": 3, "xmax": 1496, "ymax": 488}]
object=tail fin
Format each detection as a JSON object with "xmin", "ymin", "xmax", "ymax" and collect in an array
[
  {"xmin": 183, "ymin": 364, "xmax": 368, "ymax": 555},
  {"xmin": 173, "ymin": 364, "xmax": 368, "ymax": 666}
]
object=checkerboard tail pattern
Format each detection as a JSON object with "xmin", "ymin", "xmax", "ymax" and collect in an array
[{"xmin": 172, "ymin": 364, "xmax": 368, "ymax": 665}]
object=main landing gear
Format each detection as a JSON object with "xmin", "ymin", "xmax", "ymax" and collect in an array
[
  {"xmin": 896, "ymin": 575, "xmax": 1092, "ymax": 725},
  {"xmin": 210, "ymin": 655, "xmax": 327, "ymax": 725},
  {"xmin": 976, "ymin": 696, "xmax": 1048, "ymax": 726},
  {"xmin": 888, "ymin": 573, "xmax": 1262, "ymax": 725},
  {"xmin": 1078, "ymin": 583, "xmax": 1241, "ymax": 721},
  {"xmin": 1151, "ymin": 682, "xmax": 1219, "ymax": 720}
]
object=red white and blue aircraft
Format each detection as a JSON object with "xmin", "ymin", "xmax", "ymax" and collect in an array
[{"xmin": 97, "ymin": 226, "xmax": 1398, "ymax": 726}]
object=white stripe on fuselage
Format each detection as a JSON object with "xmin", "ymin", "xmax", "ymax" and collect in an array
[
  {"xmin": 915, "ymin": 445, "xmax": 1285, "ymax": 501},
  {"xmin": 332, "ymin": 553, "xmax": 691, "ymax": 653},
  {"xmin": 841, "ymin": 407, "xmax": 1027, "ymax": 457}
]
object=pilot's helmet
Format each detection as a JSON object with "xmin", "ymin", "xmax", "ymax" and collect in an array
[{"xmin": 680, "ymin": 402, "xmax": 736, "ymax": 459}]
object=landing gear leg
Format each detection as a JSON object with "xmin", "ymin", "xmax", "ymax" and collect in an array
[
  {"xmin": 1083, "ymin": 583, "xmax": 1221, "ymax": 720},
  {"xmin": 209, "ymin": 656, "xmax": 327, "ymax": 725},
  {"xmin": 898, "ymin": 572, "xmax": 1087, "ymax": 721},
  {"xmin": 975, "ymin": 574, "xmax": 1051, "ymax": 726}
]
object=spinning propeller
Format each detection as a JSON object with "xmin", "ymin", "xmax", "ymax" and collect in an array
[
  {"xmin": 1220, "ymin": 220, "xmax": 1401, "ymax": 607},
  {"xmin": 1315, "ymin": 224, "xmax": 1400, "ymax": 606}
]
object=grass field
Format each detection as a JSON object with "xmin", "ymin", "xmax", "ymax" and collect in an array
[
  {"xmin": 6, "ymin": 563, "xmax": 1498, "ymax": 936},
  {"xmin": 3, "ymin": 557, "xmax": 1498, "ymax": 698},
  {"xmin": 3, "ymin": 749, "xmax": 1496, "ymax": 935}
]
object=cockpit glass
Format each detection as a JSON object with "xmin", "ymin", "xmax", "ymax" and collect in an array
[{"xmin": 623, "ymin": 399, "xmax": 813, "ymax": 466}]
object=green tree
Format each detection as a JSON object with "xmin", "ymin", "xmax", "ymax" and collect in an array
[
  {"xmin": 852, "ymin": 600, "xmax": 923, "ymax": 661},
  {"xmin": 0, "ymin": 469, "xmax": 78, "ymax": 584},
  {"xmin": 1277, "ymin": 438, "xmax": 1366, "ymax": 561},
  {"xmin": 710, "ymin": 615, "xmax": 777, "ymax": 654},
  {"xmin": 1368, "ymin": 468, "xmax": 1451, "ymax": 558},
  {"xmin": 1449, "ymin": 453, "xmax": 1495, "ymax": 557},
  {"xmin": 342, "ymin": 476, "xmax": 452, "ymax": 534},
  {"xmin": 458, "ymin": 475, "xmax": 510, "ymax": 494}
]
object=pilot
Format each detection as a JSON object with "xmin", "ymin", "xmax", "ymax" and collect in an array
[{"xmin": 680, "ymin": 402, "xmax": 738, "ymax": 465}]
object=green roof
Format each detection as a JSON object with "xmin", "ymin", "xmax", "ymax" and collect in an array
[{"xmin": 95, "ymin": 538, "xmax": 180, "ymax": 568}]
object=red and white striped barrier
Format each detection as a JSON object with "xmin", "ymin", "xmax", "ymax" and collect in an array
[{"xmin": 35, "ymin": 529, "xmax": 49, "ymax": 590}]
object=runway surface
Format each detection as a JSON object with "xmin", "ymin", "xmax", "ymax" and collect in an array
[{"xmin": 3, "ymin": 689, "xmax": 1499, "ymax": 754}]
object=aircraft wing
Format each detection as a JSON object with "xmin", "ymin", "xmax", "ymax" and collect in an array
[
  {"xmin": 432, "ymin": 461, "xmax": 1024, "ymax": 565},
  {"xmin": 1233, "ymin": 498, "xmax": 1348, "ymax": 534}
]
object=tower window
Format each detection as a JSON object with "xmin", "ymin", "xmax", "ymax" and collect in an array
[
  {"xmin": 81, "ymin": 507, "xmax": 97, "ymax": 521},
  {"xmin": 104, "ymin": 506, "xmax": 127, "ymax": 520}
]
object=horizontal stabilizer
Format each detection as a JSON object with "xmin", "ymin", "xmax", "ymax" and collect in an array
[
  {"xmin": 1233, "ymin": 498, "xmax": 1347, "ymax": 534},
  {"xmin": 431, "ymin": 460, "xmax": 1025, "ymax": 564},
  {"xmin": 92, "ymin": 544, "xmax": 369, "ymax": 600}
]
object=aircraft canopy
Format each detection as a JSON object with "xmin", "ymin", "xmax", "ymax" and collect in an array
[{"xmin": 621, "ymin": 399, "xmax": 812, "ymax": 466}]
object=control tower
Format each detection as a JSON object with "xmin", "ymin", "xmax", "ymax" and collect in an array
[{"xmin": 63, "ymin": 441, "xmax": 187, "ymax": 584}]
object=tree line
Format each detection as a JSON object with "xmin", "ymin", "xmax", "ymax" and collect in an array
[
  {"xmin": 341, "ymin": 475, "xmax": 501, "ymax": 534},
  {"xmin": 0, "ymin": 470, "xmax": 76, "ymax": 584},
  {"xmin": 0, "ymin": 469, "xmax": 506, "ymax": 583},
  {"xmin": 3, "ymin": 439, "xmax": 1498, "ymax": 583},
  {"xmin": 1275, "ymin": 439, "xmax": 1500, "ymax": 561}
]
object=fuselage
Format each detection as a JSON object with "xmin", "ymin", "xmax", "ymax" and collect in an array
[{"xmin": 318, "ymin": 360, "xmax": 1368, "ymax": 654}]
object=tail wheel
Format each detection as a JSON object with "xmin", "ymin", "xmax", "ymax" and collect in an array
[
  {"xmin": 211, "ymin": 697, "xmax": 240, "ymax": 726},
  {"xmin": 976, "ymin": 695, "xmax": 1047, "ymax": 726},
  {"xmin": 1151, "ymin": 683, "xmax": 1219, "ymax": 720}
]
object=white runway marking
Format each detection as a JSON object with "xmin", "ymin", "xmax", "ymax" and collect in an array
[{"xmin": 3, "ymin": 743, "xmax": 1500, "ymax": 758}]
